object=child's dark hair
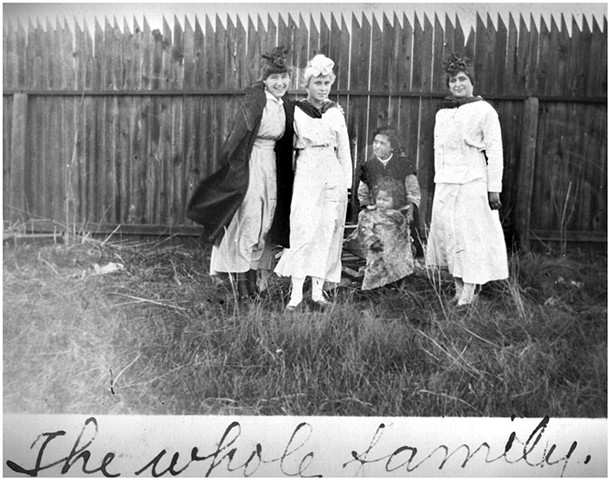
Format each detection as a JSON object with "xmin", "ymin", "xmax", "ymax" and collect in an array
[{"xmin": 372, "ymin": 177, "xmax": 407, "ymax": 209}]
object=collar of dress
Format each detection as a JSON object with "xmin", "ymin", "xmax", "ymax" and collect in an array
[
  {"xmin": 440, "ymin": 95, "xmax": 484, "ymax": 109},
  {"xmin": 376, "ymin": 154, "xmax": 393, "ymax": 166},
  {"xmin": 265, "ymin": 90, "xmax": 284, "ymax": 105}
]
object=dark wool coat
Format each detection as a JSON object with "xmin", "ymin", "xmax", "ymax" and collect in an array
[{"xmin": 186, "ymin": 82, "xmax": 295, "ymax": 247}]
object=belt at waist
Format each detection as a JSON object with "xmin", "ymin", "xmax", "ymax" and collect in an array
[
  {"xmin": 253, "ymin": 138, "xmax": 277, "ymax": 149},
  {"xmin": 296, "ymin": 144, "xmax": 333, "ymax": 150}
]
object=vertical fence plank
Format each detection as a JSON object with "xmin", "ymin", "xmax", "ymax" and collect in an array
[
  {"xmin": 506, "ymin": 14, "xmax": 518, "ymax": 96},
  {"xmin": 141, "ymin": 17, "xmax": 152, "ymax": 90},
  {"xmin": 553, "ymin": 16, "xmax": 570, "ymax": 97},
  {"xmin": 334, "ymin": 14, "xmax": 350, "ymax": 92},
  {"xmin": 225, "ymin": 16, "xmax": 238, "ymax": 90},
  {"xmin": 293, "ymin": 14, "xmax": 309, "ymax": 71},
  {"xmin": 431, "ymin": 14, "xmax": 444, "ymax": 93},
  {"xmin": 191, "ymin": 17, "xmax": 204, "ymax": 90},
  {"xmin": 417, "ymin": 95, "xmax": 436, "ymax": 228},
  {"xmin": 183, "ymin": 17, "xmax": 194, "ymax": 89},
  {"xmin": 443, "ymin": 14, "xmax": 456, "ymax": 61},
  {"xmin": 319, "ymin": 13, "xmax": 331, "ymax": 56},
  {"xmin": 276, "ymin": 14, "xmax": 291, "ymax": 65},
  {"xmin": 537, "ymin": 16, "xmax": 551, "ymax": 95},
  {"xmin": 202, "ymin": 16, "xmax": 214, "ymax": 89},
  {"xmin": 496, "ymin": 100, "xmax": 522, "ymax": 243},
  {"xmin": 74, "ymin": 19, "xmax": 85, "ymax": 91},
  {"xmin": 394, "ymin": 13, "xmax": 412, "ymax": 95},
  {"xmin": 309, "ymin": 13, "xmax": 320, "ymax": 56},
  {"xmin": 265, "ymin": 14, "xmax": 277, "ymax": 56},
  {"xmin": 348, "ymin": 12, "xmax": 371, "ymax": 151},
  {"xmin": 246, "ymin": 16, "xmax": 259, "ymax": 87},
  {"xmin": 4, "ymin": 21, "xmax": 12, "ymax": 88},
  {"xmin": 172, "ymin": 15, "xmax": 184, "ymax": 89},
  {"xmin": 515, "ymin": 97, "xmax": 539, "ymax": 249},
  {"xmin": 15, "ymin": 21, "xmax": 26, "ymax": 88},
  {"xmin": 370, "ymin": 14, "xmax": 386, "ymax": 91},
  {"xmin": 588, "ymin": 16, "xmax": 606, "ymax": 97},
  {"xmin": 494, "ymin": 14, "xmax": 507, "ymax": 94},
  {"xmin": 9, "ymin": 94, "xmax": 28, "ymax": 222},
  {"xmin": 214, "ymin": 15, "xmax": 227, "ymax": 90},
  {"xmin": 453, "ymin": 15, "xmax": 466, "ymax": 54},
  {"xmin": 85, "ymin": 90, "xmax": 97, "ymax": 222},
  {"xmin": 525, "ymin": 15, "xmax": 539, "ymax": 94},
  {"xmin": 3, "ymin": 96, "xmax": 14, "ymax": 221},
  {"xmin": 567, "ymin": 16, "xmax": 583, "ymax": 96},
  {"xmin": 474, "ymin": 14, "xmax": 491, "ymax": 93},
  {"xmin": 235, "ymin": 16, "xmax": 248, "ymax": 89},
  {"xmin": 411, "ymin": 14, "xmax": 425, "ymax": 90}
]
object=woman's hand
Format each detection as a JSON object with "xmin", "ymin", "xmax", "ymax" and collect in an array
[
  {"xmin": 400, "ymin": 203, "xmax": 414, "ymax": 223},
  {"xmin": 488, "ymin": 192, "xmax": 501, "ymax": 210}
]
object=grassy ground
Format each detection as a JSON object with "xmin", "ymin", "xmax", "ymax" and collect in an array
[{"xmin": 3, "ymin": 236, "xmax": 607, "ymax": 416}]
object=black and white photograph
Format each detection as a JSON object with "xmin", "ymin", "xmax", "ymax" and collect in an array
[{"xmin": 3, "ymin": 2, "xmax": 607, "ymax": 477}]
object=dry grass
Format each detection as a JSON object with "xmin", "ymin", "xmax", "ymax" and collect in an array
[{"xmin": 3, "ymin": 237, "xmax": 607, "ymax": 417}]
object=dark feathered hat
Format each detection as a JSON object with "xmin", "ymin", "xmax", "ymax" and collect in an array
[
  {"xmin": 261, "ymin": 46, "xmax": 291, "ymax": 79},
  {"xmin": 442, "ymin": 53, "xmax": 475, "ymax": 86}
]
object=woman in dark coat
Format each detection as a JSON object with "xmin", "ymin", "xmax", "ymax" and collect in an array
[{"xmin": 186, "ymin": 47, "xmax": 295, "ymax": 298}]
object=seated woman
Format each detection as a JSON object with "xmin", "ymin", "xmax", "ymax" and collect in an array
[
  {"xmin": 357, "ymin": 177, "xmax": 415, "ymax": 290},
  {"xmin": 358, "ymin": 126, "xmax": 420, "ymax": 227},
  {"xmin": 346, "ymin": 126, "xmax": 422, "ymax": 258}
]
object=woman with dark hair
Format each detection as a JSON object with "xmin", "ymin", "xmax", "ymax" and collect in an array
[
  {"xmin": 274, "ymin": 54, "xmax": 352, "ymax": 310},
  {"xmin": 186, "ymin": 47, "xmax": 295, "ymax": 299},
  {"xmin": 357, "ymin": 126, "xmax": 420, "ymax": 219},
  {"xmin": 425, "ymin": 53, "xmax": 508, "ymax": 306},
  {"xmin": 356, "ymin": 125, "xmax": 421, "ymax": 255}
]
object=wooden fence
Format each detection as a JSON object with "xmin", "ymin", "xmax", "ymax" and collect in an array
[{"xmin": 3, "ymin": 11, "xmax": 607, "ymax": 248}]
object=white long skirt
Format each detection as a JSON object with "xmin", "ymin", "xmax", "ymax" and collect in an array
[
  {"xmin": 425, "ymin": 180, "xmax": 508, "ymax": 284},
  {"xmin": 210, "ymin": 140, "xmax": 277, "ymax": 274},
  {"xmin": 274, "ymin": 147, "xmax": 348, "ymax": 283}
]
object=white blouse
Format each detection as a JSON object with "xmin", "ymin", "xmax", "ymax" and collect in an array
[{"xmin": 433, "ymin": 100, "xmax": 504, "ymax": 192}]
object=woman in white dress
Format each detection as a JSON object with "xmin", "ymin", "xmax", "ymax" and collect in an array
[
  {"xmin": 274, "ymin": 54, "xmax": 352, "ymax": 310},
  {"xmin": 425, "ymin": 53, "xmax": 509, "ymax": 306}
]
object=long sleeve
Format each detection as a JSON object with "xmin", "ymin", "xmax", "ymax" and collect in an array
[
  {"xmin": 333, "ymin": 109, "xmax": 353, "ymax": 190},
  {"xmin": 433, "ymin": 100, "xmax": 504, "ymax": 191},
  {"xmin": 405, "ymin": 174, "xmax": 421, "ymax": 208},
  {"xmin": 358, "ymin": 181, "xmax": 372, "ymax": 207},
  {"xmin": 482, "ymin": 107, "xmax": 504, "ymax": 192}
]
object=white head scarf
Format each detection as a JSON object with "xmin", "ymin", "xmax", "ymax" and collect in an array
[{"xmin": 303, "ymin": 54, "xmax": 336, "ymax": 87}]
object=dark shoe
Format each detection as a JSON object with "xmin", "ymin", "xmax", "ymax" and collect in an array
[
  {"xmin": 236, "ymin": 272, "xmax": 251, "ymax": 299},
  {"xmin": 246, "ymin": 269, "xmax": 258, "ymax": 295}
]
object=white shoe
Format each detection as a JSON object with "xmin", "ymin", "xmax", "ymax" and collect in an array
[{"xmin": 286, "ymin": 300, "xmax": 302, "ymax": 311}]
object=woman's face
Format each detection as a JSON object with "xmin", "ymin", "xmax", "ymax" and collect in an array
[
  {"xmin": 448, "ymin": 71, "xmax": 474, "ymax": 98},
  {"xmin": 372, "ymin": 134, "xmax": 392, "ymax": 160},
  {"xmin": 264, "ymin": 72, "xmax": 290, "ymax": 99},
  {"xmin": 306, "ymin": 74, "xmax": 333, "ymax": 106},
  {"xmin": 375, "ymin": 190, "xmax": 394, "ymax": 210}
]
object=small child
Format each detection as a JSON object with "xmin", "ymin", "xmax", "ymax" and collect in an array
[{"xmin": 357, "ymin": 177, "xmax": 415, "ymax": 290}]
